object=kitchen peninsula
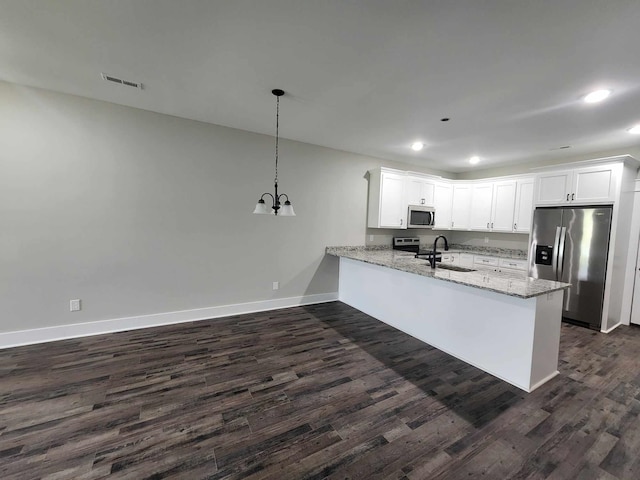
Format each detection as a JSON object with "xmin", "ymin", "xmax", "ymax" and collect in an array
[{"xmin": 327, "ymin": 246, "xmax": 570, "ymax": 392}]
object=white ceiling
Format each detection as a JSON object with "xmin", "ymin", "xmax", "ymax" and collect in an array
[{"xmin": 1, "ymin": 0, "xmax": 639, "ymax": 172}]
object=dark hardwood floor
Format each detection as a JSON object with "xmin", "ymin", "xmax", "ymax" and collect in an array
[{"xmin": 2, "ymin": 301, "xmax": 640, "ymax": 479}]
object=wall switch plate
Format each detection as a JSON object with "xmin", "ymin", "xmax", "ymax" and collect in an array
[
  {"xmin": 272, "ymin": 281, "xmax": 279, "ymax": 290},
  {"xmin": 369, "ymin": 235, "xmax": 374, "ymax": 242},
  {"xmin": 70, "ymin": 299, "xmax": 81, "ymax": 312}
]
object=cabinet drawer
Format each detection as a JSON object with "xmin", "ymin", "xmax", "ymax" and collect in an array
[
  {"xmin": 441, "ymin": 253, "xmax": 458, "ymax": 263},
  {"xmin": 499, "ymin": 258, "xmax": 528, "ymax": 271},
  {"xmin": 459, "ymin": 253, "xmax": 474, "ymax": 267},
  {"xmin": 473, "ymin": 256, "xmax": 499, "ymax": 267}
]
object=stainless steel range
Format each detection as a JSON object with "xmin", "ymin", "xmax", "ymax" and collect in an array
[{"xmin": 393, "ymin": 237, "xmax": 442, "ymax": 263}]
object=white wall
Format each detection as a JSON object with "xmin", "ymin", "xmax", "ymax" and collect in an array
[{"xmin": 0, "ymin": 81, "xmax": 446, "ymax": 334}]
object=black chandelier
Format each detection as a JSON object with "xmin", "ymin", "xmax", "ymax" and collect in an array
[{"xmin": 253, "ymin": 89, "xmax": 296, "ymax": 216}]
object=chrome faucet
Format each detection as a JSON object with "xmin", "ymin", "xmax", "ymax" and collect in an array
[{"xmin": 431, "ymin": 235, "xmax": 449, "ymax": 268}]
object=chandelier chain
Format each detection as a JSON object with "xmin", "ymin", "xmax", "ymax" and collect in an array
[
  {"xmin": 253, "ymin": 88, "xmax": 294, "ymax": 216},
  {"xmin": 275, "ymin": 95, "xmax": 279, "ymax": 185}
]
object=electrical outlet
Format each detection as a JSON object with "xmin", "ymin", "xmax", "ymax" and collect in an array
[
  {"xmin": 369, "ymin": 235, "xmax": 374, "ymax": 242},
  {"xmin": 70, "ymin": 299, "xmax": 81, "ymax": 312},
  {"xmin": 484, "ymin": 237, "xmax": 489, "ymax": 244},
  {"xmin": 272, "ymin": 281, "xmax": 279, "ymax": 290}
]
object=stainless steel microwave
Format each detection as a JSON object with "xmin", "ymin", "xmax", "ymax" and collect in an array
[{"xmin": 407, "ymin": 205, "xmax": 435, "ymax": 228}]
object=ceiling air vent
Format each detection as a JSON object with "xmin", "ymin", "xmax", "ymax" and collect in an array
[{"xmin": 101, "ymin": 73, "xmax": 143, "ymax": 90}]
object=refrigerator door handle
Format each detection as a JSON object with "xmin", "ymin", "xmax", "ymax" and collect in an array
[
  {"xmin": 557, "ymin": 227, "xmax": 567, "ymax": 281},
  {"xmin": 552, "ymin": 226, "xmax": 562, "ymax": 280}
]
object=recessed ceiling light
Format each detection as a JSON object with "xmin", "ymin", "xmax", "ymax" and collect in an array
[
  {"xmin": 411, "ymin": 142, "xmax": 424, "ymax": 151},
  {"xmin": 628, "ymin": 125, "xmax": 640, "ymax": 134},
  {"xmin": 469, "ymin": 156, "xmax": 480, "ymax": 165},
  {"xmin": 584, "ymin": 89, "xmax": 611, "ymax": 103}
]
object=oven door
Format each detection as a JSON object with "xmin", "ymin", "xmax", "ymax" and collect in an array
[{"xmin": 408, "ymin": 206, "xmax": 435, "ymax": 228}]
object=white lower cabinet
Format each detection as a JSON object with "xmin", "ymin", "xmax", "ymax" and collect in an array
[
  {"xmin": 441, "ymin": 253, "xmax": 458, "ymax": 264},
  {"xmin": 499, "ymin": 258, "xmax": 528, "ymax": 272},
  {"xmin": 459, "ymin": 253, "xmax": 474, "ymax": 267},
  {"xmin": 474, "ymin": 256, "xmax": 499, "ymax": 268},
  {"xmin": 472, "ymin": 255, "xmax": 528, "ymax": 276}
]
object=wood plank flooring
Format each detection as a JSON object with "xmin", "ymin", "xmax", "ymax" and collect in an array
[{"xmin": 2, "ymin": 301, "xmax": 640, "ymax": 479}]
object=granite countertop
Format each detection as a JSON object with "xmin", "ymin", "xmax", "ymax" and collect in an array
[{"xmin": 326, "ymin": 246, "xmax": 570, "ymax": 299}]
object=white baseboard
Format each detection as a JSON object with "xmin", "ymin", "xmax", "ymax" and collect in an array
[
  {"xmin": 528, "ymin": 370, "xmax": 560, "ymax": 393},
  {"xmin": 0, "ymin": 292, "xmax": 339, "ymax": 350},
  {"xmin": 601, "ymin": 321, "xmax": 623, "ymax": 334}
]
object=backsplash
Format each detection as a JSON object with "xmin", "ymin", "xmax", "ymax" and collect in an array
[
  {"xmin": 365, "ymin": 229, "xmax": 529, "ymax": 252},
  {"xmin": 365, "ymin": 229, "xmax": 442, "ymax": 247},
  {"xmin": 450, "ymin": 231, "xmax": 529, "ymax": 251}
]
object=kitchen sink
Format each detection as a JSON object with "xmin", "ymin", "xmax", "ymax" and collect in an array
[{"xmin": 433, "ymin": 263, "xmax": 477, "ymax": 273}]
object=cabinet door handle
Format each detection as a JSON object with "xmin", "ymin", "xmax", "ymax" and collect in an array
[
  {"xmin": 491, "ymin": 222, "xmax": 494, "ymax": 229},
  {"xmin": 571, "ymin": 193, "xmax": 575, "ymax": 201},
  {"xmin": 567, "ymin": 193, "xmax": 570, "ymax": 201},
  {"xmin": 451, "ymin": 221, "xmax": 454, "ymax": 228},
  {"xmin": 487, "ymin": 222, "xmax": 489, "ymax": 229},
  {"xmin": 514, "ymin": 223, "xmax": 517, "ymax": 230},
  {"xmin": 400, "ymin": 218, "xmax": 403, "ymax": 225}
]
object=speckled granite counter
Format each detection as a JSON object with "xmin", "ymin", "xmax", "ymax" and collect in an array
[{"xmin": 326, "ymin": 246, "xmax": 569, "ymax": 299}]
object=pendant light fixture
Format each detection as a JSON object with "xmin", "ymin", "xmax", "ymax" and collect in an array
[{"xmin": 253, "ymin": 89, "xmax": 296, "ymax": 216}]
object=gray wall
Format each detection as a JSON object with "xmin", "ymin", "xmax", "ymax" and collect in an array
[
  {"xmin": 2, "ymin": 80, "xmax": 632, "ymax": 334},
  {"xmin": 0, "ymin": 81, "xmax": 447, "ymax": 333}
]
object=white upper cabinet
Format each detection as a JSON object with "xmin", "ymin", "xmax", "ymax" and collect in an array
[
  {"xmin": 380, "ymin": 172, "xmax": 406, "ymax": 228},
  {"xmin": 433, "ymin": 181, "xmax": 453, "ymax": 229},
  {"xmin": 535, "ymin": 164, "xmax": 618, "ymax": 206},
  {"xmin": 572, "ymin": 164, "xmax": 617, "ymax": 203},
  {"xmin": 367, "ymin": 168, "xmax": 407, "ymax": 229},
  {"xmin": 406, "ymin": 175, "xmax": 435, "ymax": 206},
  {"xmin": 469, "ymin": 178, "xmax": 534, "ymax": 233},
  {"xmin": 490, "ymin": 181, "xmax": 517, "ymax": 232},
  {"xmin": 369, "ymin": 159, "xmax": 627, "ymax": 232},
  {"xmin": 469, "ymin": 183, "xmax": 495, "ymax": 230},
  {"xmin": 535, "ymin": 171, "xmax": 573, "ymax": 205},
  {"xmin": 451, "ymin": 183, "xmax": 472, "ymax": 230},
  {"xmin": 367, "ymin": 168, "xmax": 537, "ymax": 233},
  {"xmin": 513, "ymin": 178, "xmax": 534, "ymax": 233}
]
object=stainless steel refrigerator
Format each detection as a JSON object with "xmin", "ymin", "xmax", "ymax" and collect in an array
[{"xmin": 528, "ymin": 206, "xmax": 612, "ymax": 330}]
